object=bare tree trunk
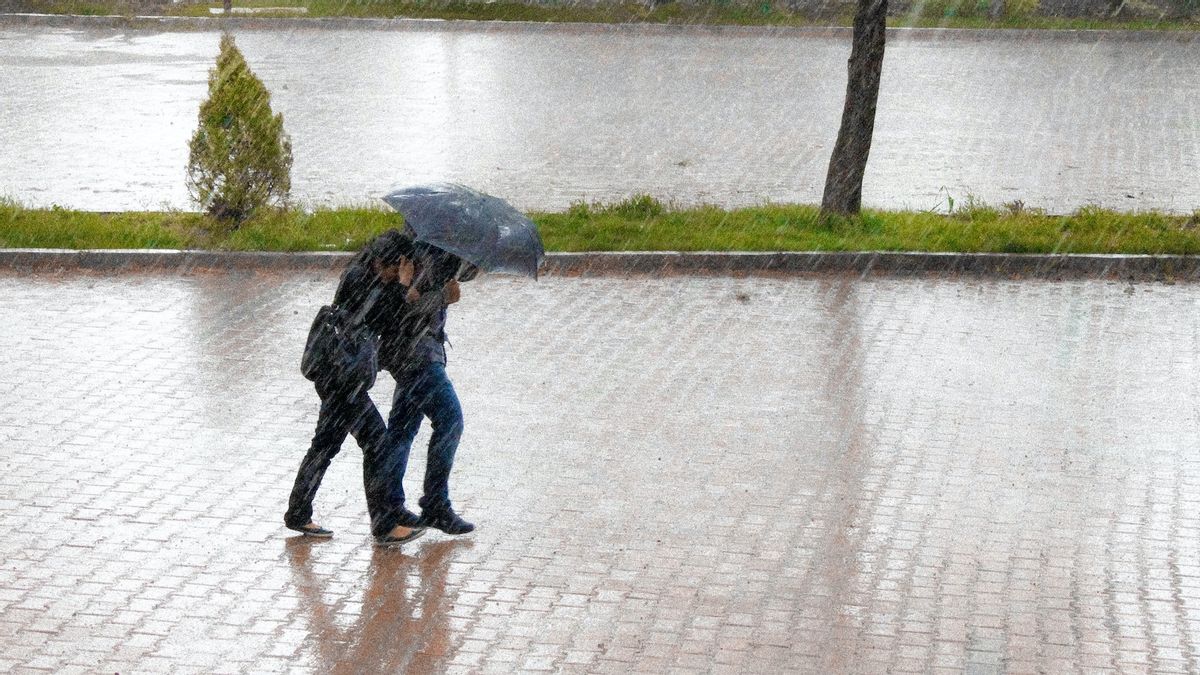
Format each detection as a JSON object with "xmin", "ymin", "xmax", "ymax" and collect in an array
[
  {"xmin": 820, "ymin": 0, "xmax": 887, "ymax": 216},
  {"xmin": 223, "ymin": 0, "xmax": 232, "ymax": 14}
]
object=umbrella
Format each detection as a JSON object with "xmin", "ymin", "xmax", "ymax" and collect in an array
[{"xmin": 381, "ymin": 183, "xmax": 545, "ymax": 279}]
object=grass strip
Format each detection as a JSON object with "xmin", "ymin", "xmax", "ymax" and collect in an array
[
  {"xmin": 3, "ymin": 196, "xmax": 1200, "ymax": 255},
  {"xmin": 9, "ymin": 0, "xmax": 1200, "ymax": 31}
]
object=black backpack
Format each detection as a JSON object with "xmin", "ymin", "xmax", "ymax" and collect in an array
[{"xmin": 300, "ymin": 289, "xmax": 380, "ymax": 393}]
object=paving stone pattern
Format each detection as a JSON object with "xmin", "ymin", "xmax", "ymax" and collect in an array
[{"xmin": 1, "ymin": 270, "xmax": 1199, "ymax": 673}]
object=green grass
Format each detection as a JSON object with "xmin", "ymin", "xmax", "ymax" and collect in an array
[
  {"xmin": 0, "ymin": 199, "xmax": 408, "ymax": 252},
  {"xmin": 0, "ymin": 200, "xmax": 193, "ymax": 249},
  {"xmin": 533, "ymin": 197, "xmax": 1200, "ymax": 254},
  {"xmin": 9, "ymin": 0, "xmax": 1199, "ymax": 30},
  {"xmin": 171, "ymin": 0, "xmax": 850, "ymax": 24},
  {"xmin": 5, "ymin": 196, "xmax": 1200, "ymax": 255}
]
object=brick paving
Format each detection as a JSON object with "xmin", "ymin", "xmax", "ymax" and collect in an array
[{"xmin": 2, "ymin": 268, "xmax": 1200, "ymax": 673}]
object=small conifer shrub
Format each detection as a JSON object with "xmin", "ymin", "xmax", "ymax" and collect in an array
[{"xmin": 186, "ymin": 34, "xmax": 293, "ymax": 226}]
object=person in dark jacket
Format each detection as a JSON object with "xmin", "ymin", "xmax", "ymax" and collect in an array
[
  {"xmin": 284, "ymin": 231, "xmax": 428, "ymax": 546},
  {"xmin": 378, "ymin": 242, "xmax": 478, "ymax": 536}
]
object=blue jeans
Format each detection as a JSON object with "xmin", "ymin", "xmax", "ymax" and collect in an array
[
  {"xmin": 383, "ymin": 362, "xmax": 464, "ymax": 514},
  {"xmin": 285, "ymin": 384, "xmax": 414, "ymax": 537}
]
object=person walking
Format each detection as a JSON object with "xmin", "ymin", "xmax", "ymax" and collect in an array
[
  {"xmin": 377, "ymin": 242, "xmax": 478, "ymax": 536},
  {"xmin": 373, "ymin": 183, "xmax": 545, "ymax": 537},
  {"xmin": 284, "ymin": 231, "xmax": 428, "ymax": 546}
]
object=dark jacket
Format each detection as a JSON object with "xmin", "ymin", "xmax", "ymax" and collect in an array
[
  {"xmin": 332, "ymin": 249, "xmax": 456, "ymax": 375},
  {"xmin": 379, "ymin": 291, "xmax": 449, "ymax": 374}
]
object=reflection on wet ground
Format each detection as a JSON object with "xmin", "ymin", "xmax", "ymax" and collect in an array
[
  {"xmin": 284, "ymin": 537, "xmax": 470, "ymax": 673},
  {"xmin": 1, "ymin": 24, "xmax": 1197, "ymax": 213},
  {"xmin": 1, "ymin": 270, "xmax": 1199, "ymax": 671}
]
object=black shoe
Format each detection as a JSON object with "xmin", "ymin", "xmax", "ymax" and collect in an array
[
  {"xmin": 393, "ymin": 506, "xmax": 423, "ymax": 528},
  {"xmin": 375, "ymin": 527, "xmax": 426, "ymax": 547},
  {"xmin": 286, "ymin": 523, "xmax": 333, "ymax": 538},
  {"xmin": 419, "ymin": 507, "xmax": 475, "ymax": 535}
]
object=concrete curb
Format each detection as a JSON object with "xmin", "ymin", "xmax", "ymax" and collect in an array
[
  {"xmin": 545, "ymin": 252, "xmax": 1200, "ymax": 280},
  {"xmin": 3, "ymin": 249, "xmax": 1200, "ymax": 280},
  {"xmin": 1, "ymin": 13, "xmax": 1196, "ymax": 41}
]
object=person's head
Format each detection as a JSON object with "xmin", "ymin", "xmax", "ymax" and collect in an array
[
  {"xmin": 365, "ymin": 229, "xmax": 415, "ymax": 283},
  {"xmin": 372, "ymin": 259, "xmax": 409, "ymax": 284},
  {"xmin": 409, "ymin": 242, "xmax": 461, "ymax": 292}
]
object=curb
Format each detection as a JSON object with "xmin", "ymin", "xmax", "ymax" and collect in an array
[
  {"xmin": 3, "ymin": 249, "xmax": 1200, "ymax": 280},
  {"xmin": 1, "ymin": 13, "xmax": 1197, "ymax": 41},
  {"xmin": 546, "ymin": 252, "xmax": 1200, "ymax": 280}
]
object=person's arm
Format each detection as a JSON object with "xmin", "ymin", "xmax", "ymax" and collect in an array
[
  {"xmin": 335, "ymin": 264, "xmax": 413, "ymax": 327},
  {"xmin": 405, "ymin": 279, "xmax": 460, "ymax": 313}
]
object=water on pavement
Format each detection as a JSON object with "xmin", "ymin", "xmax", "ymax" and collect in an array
[
  {"xmin": 1, "ymin": 270, "xmax": 1198, "ymax": 672},
  {"xmin": 1, "ymin": 24, "xmax": 1198, "ymax": 213}
]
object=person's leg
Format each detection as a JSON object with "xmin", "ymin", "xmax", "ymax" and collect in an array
[
  {"xmin": 306, "ymin": 386, "xmax": 423, "ymax": 543},
  {"xmin": 285, "ymin": 390, "xmax": 354, "ymax": 530},
  {"xmin": 367, "ymin": 372, "xmax": 426, "ymax": 536},
  {"xmin": 414, "ymin": 364, "xmax": 472, "ymax": 533},
  {"xmin": 344, "ymin": 389, "xmax": 399, "ymax": 538}
]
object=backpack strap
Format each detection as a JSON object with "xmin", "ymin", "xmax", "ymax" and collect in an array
[{"xmin": 347, "ymin": 286, "xmax": 383, "ymax": 329}]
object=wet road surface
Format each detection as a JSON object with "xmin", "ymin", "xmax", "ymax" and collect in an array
[
  {"xmin": 1, "ymin": 23, "xmax": 1198, "ymax": 213},
  {"xmin": 1, "ymin": 269, "xmax": 1199, "ymax": 672}
]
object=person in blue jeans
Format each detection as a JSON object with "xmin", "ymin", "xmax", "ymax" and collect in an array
[
  {"xmin": 376, "ymin": 242, "xmax": 477, "ymax": 536},
  {"xmin": 285, "ymin": 232, "xmax": 430, "ymax": 546}
]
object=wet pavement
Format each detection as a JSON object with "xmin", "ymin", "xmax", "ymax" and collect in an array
[
  {"xmin": 1, "ymin": 23, "xmax": 1198, "ymax": 213},
  {"xmin": 2, "ymin": 268, "xmax": 1200, "ymax": 672}
]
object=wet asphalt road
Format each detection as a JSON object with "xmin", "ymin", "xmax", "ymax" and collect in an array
[{"xmin": 1, "ymin": 22, "xmax": 1198, "ymax": 213}]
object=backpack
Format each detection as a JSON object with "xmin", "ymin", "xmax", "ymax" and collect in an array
[{"xmin": 301, "ymin": 289, "xmax": 381, "ymax": 392}]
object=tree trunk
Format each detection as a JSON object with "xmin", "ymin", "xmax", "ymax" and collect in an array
[
  {"xmin": 820, "ymin": 0, "xmax": 887, "ymax": 216},
  {"xmin": 223, "ymin": 0, "xmax": 232, "ymax": 14}
]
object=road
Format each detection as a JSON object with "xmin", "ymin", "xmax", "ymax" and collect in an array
[{"xmin": 1, "ymin": 22, "xmax": 1197, "ymax": 213}]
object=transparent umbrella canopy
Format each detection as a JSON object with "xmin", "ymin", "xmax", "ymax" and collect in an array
[{"xmin": 381, "ymin": 183, "xmax": 546, "ymax": 279}]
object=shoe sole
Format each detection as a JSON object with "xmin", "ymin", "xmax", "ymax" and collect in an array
[
  {"xmin": 375, "ymin": 527, "xmax": 427, "ymax": 547},
  {"xmin": 287, "ymin": 526, "xmax": 333, "ymax": 538},
  {"xmin": 419, "ymin": 518, "xmax": 475, "ymax": 536}
]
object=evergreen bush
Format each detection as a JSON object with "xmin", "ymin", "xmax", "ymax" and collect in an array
[{"xmin": 186, "ymin": 34, "xmax": 293, "ymax": 226}]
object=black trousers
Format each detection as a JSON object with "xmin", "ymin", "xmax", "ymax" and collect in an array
[{"xmin": 284, "ymin": 384, "xmax": 410, "ymax": 537}]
